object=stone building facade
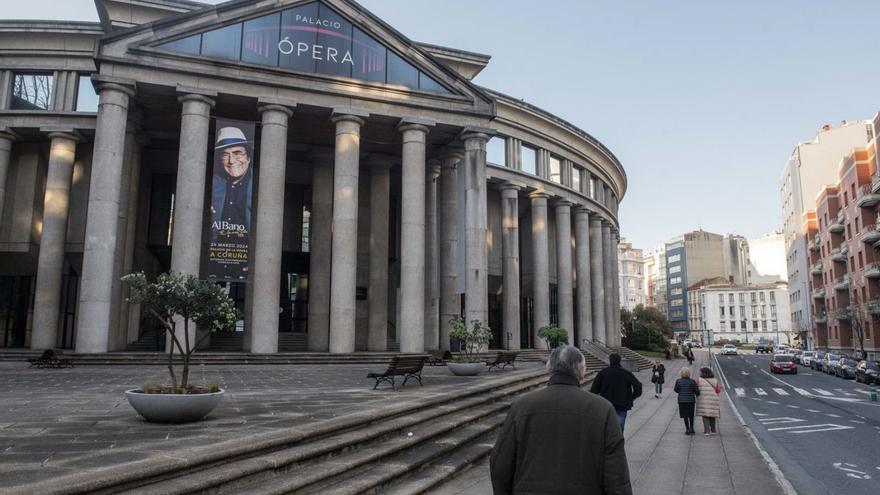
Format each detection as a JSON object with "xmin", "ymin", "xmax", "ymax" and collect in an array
[{"xmin": 0, "ymin": 0, "xmax": 625, "ymax": 354}]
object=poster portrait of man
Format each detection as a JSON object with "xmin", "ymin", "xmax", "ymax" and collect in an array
[{"xmin": 207, "ymin": 121, "xmax": 256, "ymax": 281}]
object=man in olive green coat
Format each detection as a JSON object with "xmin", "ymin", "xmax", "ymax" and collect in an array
[{"xmin": 490, "ymin": 345, "xmax": 632, "ymax": 495}]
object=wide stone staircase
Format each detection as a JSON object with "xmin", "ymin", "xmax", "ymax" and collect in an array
[{"xmin": 22, "ymin": 367, "xmax": 592, "ymax": 495}]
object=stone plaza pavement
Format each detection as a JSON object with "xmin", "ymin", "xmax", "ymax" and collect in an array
[
  {"xmin": 429, "ymin": 349, "xmax": 788, "ymax": 495},
  {"xmin": 0, "ymin": 359, "xmax": 544, "ymax": 491}
]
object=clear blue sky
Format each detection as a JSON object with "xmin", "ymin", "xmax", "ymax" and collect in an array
[{"xmin": 9, "ymin": 0, "xmax": 880, "ymax": 252}]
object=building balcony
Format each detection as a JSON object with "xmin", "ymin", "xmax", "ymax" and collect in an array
[
  {"xmin": 809, "ymin": 236, "xmax": 821, "ymax": 252},
  {"xmin": 810, "ymin": 261, "xmax": 823, "ymax": 275},
  {"xmin": 859, "ymin": 224, "xmax": 880, "ymax": 244},
  {"xmin": 830, "ymin": 245, "xmax": 848, "ymax": 263},
  {"xmin": 814, "ymin": 312, "xmax": 828, "ymax": 324},
  {"xmin": 856, "ymin": 183, "xmax": 880, "ymax": 208},
  {"xmin": 868, "ymin": 300, "xmax": 880, "ymax": 315},
  {"xmin": 873, "ymin": 174, "xmax": 880, "ymax": 194},
  {"xmin": 812, "ymin": 287, "xmax": 826, "ymax": 299},
  {"xmin": 865, "ymin": 263, "xmax": 880, "ymax": 279},
  {"xmin": 833, "ymin": 275, "xmax": 850, "ymax": 291},
  {"xmin": 836, "ymin": 308, "xmax": 852, "ymax": 321},
  {"xmin": 829, "ymin": 218, "xmax": 845, "ymax": 234}
]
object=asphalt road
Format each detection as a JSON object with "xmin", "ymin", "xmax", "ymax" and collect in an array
[{"xmin": 713, "ymin": 350, "xmax": 880, "ymax": 495}]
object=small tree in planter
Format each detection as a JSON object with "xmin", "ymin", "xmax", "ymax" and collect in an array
[
  {"xmin": 123, "ymin": 271, "xmax": 238, "ymax": 393},
  {"xmin": 449, "ymin": 317, "xmax": 493, "ymax": 362},
  {"xmin": 537, "ymin": 324, "xmax": 569, "ymax": 350}
]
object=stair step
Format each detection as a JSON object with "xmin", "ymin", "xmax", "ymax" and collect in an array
[
  {"xmin": 380, "ymin": 441, "xmax": 493, "ymax": 495},
  {"xmin": 102, "ymin": 370, "xmax": 551, "ymax": 495}
]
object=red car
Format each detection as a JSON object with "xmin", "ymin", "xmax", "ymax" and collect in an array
[{"xmin": 770, "ymin": 355, "xmax": 798, "ymax": 374}]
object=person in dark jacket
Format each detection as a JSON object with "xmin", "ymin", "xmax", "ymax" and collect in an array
[
  {"xmin": 590, "ymin": 353, "xmax": 643, "ymax": 433},
  {"xmin": 674, "ymin": 367, "xmax": 700, "ymax": 435},
  {"xmin": 685, "ymin": 346, "xmax": 695, "ymax": 365},
  {"xmin": 651, "ymin": 361, "xmax": 666, "ymax": 398},
  {"xmin": 490, "ymin": 346, "xmax": 632, "ymax": 495}
]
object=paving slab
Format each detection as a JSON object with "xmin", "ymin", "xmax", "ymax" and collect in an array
[{"xmin": 0, "ymin": 360, "xmax": 543, "ymax": 490}]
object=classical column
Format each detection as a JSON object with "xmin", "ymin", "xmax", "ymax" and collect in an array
[
  {"xmin": 590, "ymin": 217, "xmax": 606, "ymax": 344},
  {"xmin": 439, "ymin": 151, "xmax": 461, "ymax": 351},
  {"xmin": 31, "ymin": 132, "xmax": 78, "ymax": 349},
  {"xmin": 611, "ymin": 229, "xmax": 622, "ymax": 347},
  {"xmin": 168, "ymin": 93, "xmax": 214, "ymax": 350},
  {"xmin": 368, "ymin": 155, "xmax": 392, "ymax": 351},
  {"xmin": 398, "ymin": 122, "xmax": 430, "ymax": 353},
  {"xmin": 530, "ymin": 192, "xmax": 550, "ymax": 348},
  {"xmin": 329, "ymin": 113, "xmax": 365, "ymax": 353},
  {"xmin": 501, "ymin": 184, "xmax": 521, "ymax": 350},
  {"xmin": 75, "ymin": 82, "xmax": 134, "ymax": 353},
  {"xmin": 0, "ymin": 130, "xmax": 15, "ymax": 224},
  {"xmin": 307, "ymin": 148, "xmax": 333, "ymax": 351},
  {"xmin": 555, "ymin": 200, "xmax": 574, "ymax": 341},
  {"xmin": 122, "ymin": 135, "xmax": 146, "ymax": 345},
  {"xmin": 463, "ymin": 132, "xmax": 490, "ymax": 326},
  {"xmin": 250, "ymin": 103, "xmax": 294, "ymax": 353},
  {"xmin": 424, "ymin": 160, "xmax": 441, "ymax": 350},
  {"xmin": 574, "ymin": 207, "xmax": 592, "ymax": 346},
  {"xmin": 602, "ymin": 222, "xmax": 615, "ymax": 346}
]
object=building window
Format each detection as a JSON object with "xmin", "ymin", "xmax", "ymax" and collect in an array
[
  {"xmin": 670, "ymin": 276, "xmax": 682, "ymax": 285},
  {"xmin": 728, "ymin": 293, "xmax": 735, "ymax": 304},
  {"xmin": 729, "ymin": 306, "xmax": 734, "ymax": 316},
  {"xmin": 75, "ymin": 74, "xmax": 98, "ymax": 112},
  {"xmin": 730, "ymin": 321, "xmax": 736, "ymax": 330},
  {"xmin": 10, "ymin": 73, "xmax": 53, "ymax": 110},
  {"xmin": 771, "ymin": 304, "xmax": 777, "ymax": 317},
  {"xmin": 590, "ymin": 176, "xmax": 596, "ymax": 198},
  {"xmin": 671, "ymin": 298, "xmax": 684, "ymax": 307},
  {"xmin": 521, "ymin": 145, "xmax": 537, "ymax": 175},
  {"xmin": 670, "ymin": 287, "xmax": 682, "ymax": 296},
  {"xmin": 760, "ymin": 292, "xmax": 765, "ymax": 302},
  {"xmin": 750, "ymin": 292, "xmax": 756, "ymax": 303},
  {"xmin": 719, "ymin": 294, "xmax": 725, "ymax": 304},
  {"xmin": 486, "ymin": 136, "xmax": 506, "ymax": 166},
  {"xmin": 740, "ymin": 306, "xmax": 745, "ymax": 317},
  {"xmin": 770, "ymin": 291, "xmax": 775, "ymax": 303},
  {"xmin": 668, "ymin": 254, "xmax": 681, "ymax": 263},
  {"xmin": 720, "ymin": 321, "xmax": 726, "ymax": 331},
  {"xmin": 772, "ymin": 321, "xmax": 778, "ymax": 330},
  {"xmin": 721, "ymin": 306, "xmax": 725, "ymax": 316},
  {"xmin": 669, "ymin": 265, "xmax": 681, "ymax": 274},
  {"xmin": 753, "ymin": 321, "xmax": 759, "ymax": 330},
  {"xmin": 549, "ymin": 155, "xmax": 562, "ymax": 183},
  {"xmin": 572, "ymin": 166, "xmax": 582, "ymax": 192}
]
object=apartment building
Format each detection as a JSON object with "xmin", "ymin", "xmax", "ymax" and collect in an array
[{"xmin": 618, "ymin": 239, "xmax": 646, "ymax": 311}]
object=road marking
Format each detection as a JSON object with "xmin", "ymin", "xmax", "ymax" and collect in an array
[
  {"xmin": 752, "ymin": 398, "xmax": 763, "ymax": 401},
  {"xmin": 794, "ymin": 388, "xmax": 811, "ymax": 396},
  {"xmin": 787, "ymin": 405, "xmax": 800, "ymax": 409},
  {"xmin": 753, "ymin": 412, "xmax": 768, "ymax": 416},
  {"xmin": 773, "ymin": 388, "xmax": 789, "ymax": 396},
  {"xmin": 768, "ymin": 423, "xmax": 854, "ymax": 434},
  {"xmin": 735, "ymin": 387, "xmax": 746, "ymax": 397},
  {"xmin": 813, "ymin": 388, "xmax": 833, "ymax": 396},
  {"xmin": 741, "ymin": 371, "xmax": 750, "ymax": 375},
  {"xmin": 833, "ymin": 462, "xmax": 873, "ymax": 480},
  {"xmin": 835, "ymin": 389, "xmax": 857, "ymax": 397},
  {"xmin": 801, "ymin": 373, "xmax": 813, "ymax": 375},
  {"xmin": 855, "ymin": 390, "xmax": 871, "ymax": 395},
  {"xmin": 827, "ymin": 413, "xmax": 841, "ymax": 418},
  {"xmin": 755, "ymin": 388, "xmax": 767, "ymax": 395},
  {"xmin": 759, "ymin": 417, "xmax": 804, "ymax": 424},
  {"xmin": 807, "ymin": 409, "xmax": 820, "ymax": 413},
  {"xmin": 767, "ymin": 400, "xmax": 780, "ymax": 405},
  {"xmin": 849, "ymin": 420, "xmax": 866, "ymax": 424}
]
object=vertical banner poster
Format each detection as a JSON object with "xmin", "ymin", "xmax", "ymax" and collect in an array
[{"xmin": 207, "ymin": 118, "xmax": 256, "ymax": 282}]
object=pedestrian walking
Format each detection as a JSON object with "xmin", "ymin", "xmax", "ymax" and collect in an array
[
  {"xmin": 490, "ymin": 345, "xmax": 633, "ymax": 495},
  {"xmin": 651, "ymin": 361, "xmax": 666, "ymax": 398},
  {"xmin": 673, "ymin": 367, "xmax": 700, "ymax": 435},
  {"xmin": 590, "ymin": 353, "xmax": 643, "ymax": 433},
  {"xmin": 696, "ymin": 367, "xmax": 721, "ymax": 436},
  {"xmin": 686, "ymin": 346, "xmax": 695, "ymax": 366},
  {"xmin": 664, "ymin": 346, "xmax": 671, "ymax": 360}
]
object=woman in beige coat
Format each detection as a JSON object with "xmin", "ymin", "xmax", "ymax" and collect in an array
[{"xmin": 696, "ymin": 367, "xmax": 721, "ymax": 435}]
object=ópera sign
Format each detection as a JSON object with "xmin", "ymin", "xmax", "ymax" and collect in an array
[{"xmin": 278, "ymin": 37, "xmax": 354, "ymax": 64}]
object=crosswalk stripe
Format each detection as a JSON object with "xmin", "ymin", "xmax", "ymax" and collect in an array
[
  {"xmin": 854, "ymin": 390, "xmax": 871, "ymax": 395},
  {"xmin": 735, "ymin": 388, "xmax": 746, "ymax": 397},
  {"xmin": 813, "ymin": 388, "xmax": 833, "ymax": 396},
  {"xmin": 755, "ymin": 388, "xmax": 767, "ymax": 396},
  {"xmin": 773, "ymin": 388, "xmax": 789, "ymax": 396}
]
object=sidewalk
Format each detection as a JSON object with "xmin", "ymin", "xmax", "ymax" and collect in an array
[{"xmin": 428, "ymin": 349, "xmax": 785, "ymax": 495}]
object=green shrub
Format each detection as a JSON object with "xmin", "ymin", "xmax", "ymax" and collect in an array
[{"xmin": 537, "ymin": 325, "xmax": 569, "ymax": 349}]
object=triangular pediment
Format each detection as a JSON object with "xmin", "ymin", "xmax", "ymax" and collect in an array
[{"xmin": 102, "ymin": 0, "xmax": 491, "ymax": 103}]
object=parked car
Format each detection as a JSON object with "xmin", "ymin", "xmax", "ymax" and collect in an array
[
  {"xmin": 855, "ymin": 360, "xmax": 880, "ymax": 384},
  {"xmin": 811, "ymin": 351, "xmax": 826, "ymax": 371},
  {"xmin": 773, "ymin": 344, "xmax": 790, "ymax": 354},
  {"xmin": 823, "ymin": 353, "xmax": 841, "ymax": 374},
  {"xmin": 791, "ymin": 350, "xmax": 804, "ymax": 364},
  {"xmin": 801, "ymin": 351, "xmax": 816, "ymax": 367},
  {"xmin": 770, "ymin": 354, "xmax": 798, "ymax": 374},
  {"xmin": 721, "ymin": 344, "xmax": 738, "ymax": 355},
  {"xmin": 690, "ymin": 341, "xmax": 703, "ymax": 348},
  {"xmin": 833, "ymin": 358, "xmax": 859, "ymax": 379},
  {"xmin": 755, "ymin": 340, "xmax": 772, "ymax": 354}
]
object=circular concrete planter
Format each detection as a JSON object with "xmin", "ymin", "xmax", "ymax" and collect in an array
[
  {"xmin": 447, "ymin": 362, "xmax": 485, "ymax": 376},
  {"xmin": 125, "ymin": 389, "xmax": 225, "ymax": 423}
]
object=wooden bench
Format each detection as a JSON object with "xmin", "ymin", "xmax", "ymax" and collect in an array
[
  {"xmin": 485, "ymin": 351, "xmax": 518, "ymax": 371},
  {"xmin": 27, "ymin": 349, "xmax": 74, "ymax": 369},
  {"xmin": 367, "ymin": 355, "xmax": 428, "ymax": 390},
  {"xmin": 426, "ymin": 349, "xmax": 452, "ymax": 366}
]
